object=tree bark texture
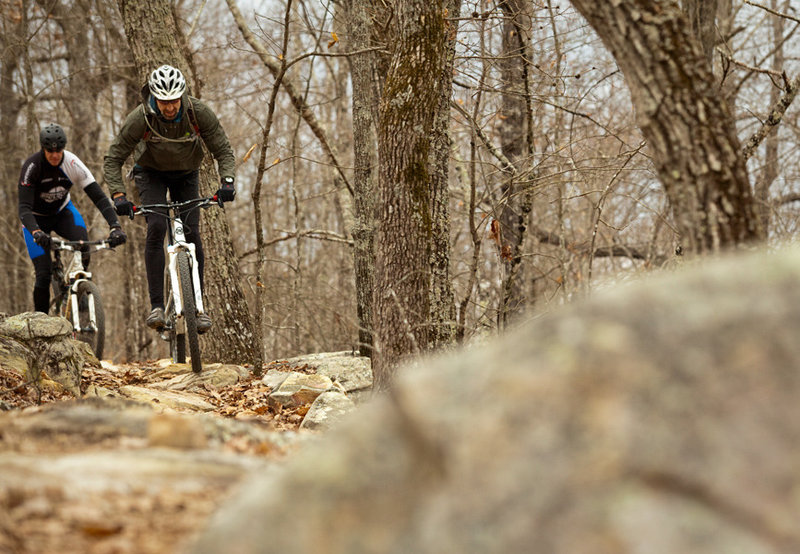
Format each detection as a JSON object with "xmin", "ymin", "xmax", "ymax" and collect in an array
[
  {"xmin": 682, "ymin": 0, "xmax": 719, "ymax": 65},
  {"xmin": 753, "ymin": 2, "xmax": 784, "ymax": 236},
  {"xmin": 373, "ymin": 0, "xmax": 449, "ymax": 390},
  {"xmin": 116, "ymin": 0, "xmax": 261, "ymax": 366},
  {"xmin": 338, "ymin": 0, "xmax": 390, "ymax": 358},
  {"xmin": 0, "ymin": 0, "xmax": 29, "ymax": 316},
  {"xmin": 570, "ymin": 0, "xmax": 763, "ymax": 254},
  {"xmin": 428, "ymin": 0, "xmax": 461, "ymax": 348},
  {"xmin": 497, "ymin": 0, "xmax": 533, "ymax": 325}
]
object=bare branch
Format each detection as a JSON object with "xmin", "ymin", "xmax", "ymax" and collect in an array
[
  {"xmin": 778, "ymin": 193, "xmax": 800, "ymax": 205},
  {"xmin": 224, "ymin": 0, "xmax": 354, "ymax": 196},
  {"xmin": 742, "ymin": 73, "xmax": 800, "ymax": 160},
  {"xmin": 450, "ymin": 99, "xmax": 516, "ymax": 175},
  {"xmin": 240, "ymin": 229, "xmax": 353, "ymax": 259},
  {"xmin": 531, "ymin": 225, "xmax": 667, "ymax": 266},
  {"xmin": 743, "ymin": 0, "xmax": 800, "ymax": 25},
  {"xmin": 715, "ymin": 47, "xmax": 784, "ymax": 79}
]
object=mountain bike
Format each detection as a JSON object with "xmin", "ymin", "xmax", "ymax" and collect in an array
[
  {"xmin": 50, "ymin": 238, "xmax": 112, "ymax": 360},
  {"xmin": 131, "ymin": 196, "xmax": 219, "ymax": 373}
]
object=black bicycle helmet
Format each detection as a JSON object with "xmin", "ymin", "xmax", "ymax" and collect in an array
[{"xmin": 40, "ymin": 123, "xmax": 67, "ymax": 151}]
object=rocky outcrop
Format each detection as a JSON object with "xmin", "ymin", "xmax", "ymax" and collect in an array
[
  {"xmin": 0, "ymin": 349, "xmax": 372, "ymax": 554},
  {"xmin": 0, "ymin": 312, "xmax": 94, "ymax": 397},
  {"xmin": 191, "ymin": 246, "xmax": 800, "ymax": 554}
]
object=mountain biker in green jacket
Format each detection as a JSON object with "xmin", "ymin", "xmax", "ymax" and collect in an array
[{"xmin": 103, "ymin": 64, "xmax": 235, "ymax": 333}]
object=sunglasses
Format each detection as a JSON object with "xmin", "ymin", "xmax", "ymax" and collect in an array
[{"xmin": 44, "ymin": 147, "xmax": 64, "ymax": 153}]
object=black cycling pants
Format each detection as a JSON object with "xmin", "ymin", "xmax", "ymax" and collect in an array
[
  {"xmin": 23, "ymin": 201, "xmax": 89, "ymax": 313},
  {"xmin": 133, "ymin": 167, "xmax": 204, "ymax": 309}
]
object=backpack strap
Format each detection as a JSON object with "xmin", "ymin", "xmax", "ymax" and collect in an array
[
  {"xmin": 185, "ymin": 97, "xmax": 201, "ymax": 137},
  {"xmin": 141, "ymin": 98, "xmax": 201, "ymax": 142}
]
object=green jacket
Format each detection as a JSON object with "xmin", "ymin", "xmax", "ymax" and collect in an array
[{"xmin": 103, "ymin": 86, "xmax": 235, "ymax": 196}]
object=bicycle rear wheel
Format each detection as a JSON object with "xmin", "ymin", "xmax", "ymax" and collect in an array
[
  {"xmin": 73, "ymin": 281, "xmax": 105, "ymax": 360},
  {"xmin": 177, "ymin": 251, "xmax": 202, "ymax": 373}
]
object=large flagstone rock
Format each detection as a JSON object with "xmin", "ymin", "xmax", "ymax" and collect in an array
[{"xmin": 190, "ymin": 246, "xmax": 800, "ymax": 554}]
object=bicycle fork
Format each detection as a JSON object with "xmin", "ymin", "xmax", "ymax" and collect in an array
[
  {"xmin": 166, "ymin": 242, "xmax": 205, "ymax": 317},
  {"xmin": 69, "ymin": 279, "xmax": 97, "ymax": 332},
  {"xmin": 167, "ymin": 214, "xmax": 205, "ymax": 319}
]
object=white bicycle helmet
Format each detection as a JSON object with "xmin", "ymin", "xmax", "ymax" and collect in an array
[{"xmin": 148, "ymin": 65, "xmax": 186, "ymax": 101}]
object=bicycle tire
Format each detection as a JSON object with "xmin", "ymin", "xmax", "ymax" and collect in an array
[
  {"xmin": 165, "ymin": 295, "xmax": 185, "ymax": 364},
  {"xmin": 74, "ymin": 281, "xmax": 106, "ymax": 360},
  {"xmin": 177, "ymin": 251, "xmax": 202, "ymax": 372}
]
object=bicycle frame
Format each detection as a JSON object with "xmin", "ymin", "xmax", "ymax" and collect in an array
[
  {"xmin": 132, "ymin": 196, "xmax": 218, "ymax": 370},
  {"xmin": 51, "ymin": 239, "xmax": 109, "ymax": 333},
  {"xmin": 166, "ymin": 214, "xmax": 205, "ymax": 321}
]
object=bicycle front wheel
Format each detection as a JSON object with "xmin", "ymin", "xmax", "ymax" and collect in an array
[
  {"xmin": 74, "ymin": 280, "xmax": 106, "ymax": 360},
  {"xmin": 164, "ymin": 295, "xmax": 185, "ymax": 364},
  {"xmin": 177, "ymin": 251, "xmax": 202, "ymax": 373}
]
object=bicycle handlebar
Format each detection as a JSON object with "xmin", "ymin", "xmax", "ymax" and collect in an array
[
  {"xmin": 129, "ymin": 195, "xmax": 221, "ymax": 219},
  {"xmin": 50, "ymin": 237, "xmax": 112, "ymax": 252}
]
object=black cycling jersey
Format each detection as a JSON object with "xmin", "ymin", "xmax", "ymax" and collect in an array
[{"xmin": 18, "ymin": 149, "xmax": 119, "ymax": 232}]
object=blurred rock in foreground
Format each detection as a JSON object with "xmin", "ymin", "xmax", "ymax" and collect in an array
[{"xmin": 190, "ymin": 246, "xmax": 800, "ymax": 554}]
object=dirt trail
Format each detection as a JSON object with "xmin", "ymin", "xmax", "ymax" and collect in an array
[{"xmin": 0, "ymin": 359, "xmax": 309, "ymax": 554}]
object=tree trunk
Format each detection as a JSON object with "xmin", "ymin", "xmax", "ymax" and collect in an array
[
  {"xmin": 35, "ymin": 0, "xmax": 101, "ymax": 159},
  {"xmin": 116, "ymin": 0, "xmax": 261, "ymax": 367},
  {"xmin": 570, "ymin": 0, "xmax": 763, "ymax": 254},
  {"xmin": 372, "ymin": 0, "xmax": 449, "ymax": 390},
  {"xmin": 497, "ymin": 0, "xmax": 533, "ymax": 325},
  {"xmin": 682, "ymin": 0, "xmax": 719, "ymax": 65},
  {"xmin": 338, "ymin": 0, "xmax": 388, "ymax": 358},
  {"xmin": 114, "ymin": 70, "xmax": 160, "ymax": 363},
  {"xmin": 0, "ymin": 0, "xmax": 29, "ymax": 316},
  {"xmin": 753, "ymin": 0, "xmax": 786, "ymax": 236},
  {"xmin": 428, "ymin": 0, "xmax": 461, "ymax": 348}
]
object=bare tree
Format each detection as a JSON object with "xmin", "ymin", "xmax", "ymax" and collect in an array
[
  {"xmin": 0, "ymin": 0, "xmax": 32, "ymax": 315},
  {"xmin": 495, "ymin": 0, "xmax": 533, "ymax": 325},
  {"xmin": 372, "ymin": 0, "xmax": 450, "ymax": 389},
  {"xmin": 428, "ymin": 0, "xmax": 461, "ymax": 348},
  {"xmin": 570, "ymin": 0, "xmax": 763, "ymax": 254},
  {"xmin": 335, "ymin": 0, "xmax": 391, "ymax": 357}
]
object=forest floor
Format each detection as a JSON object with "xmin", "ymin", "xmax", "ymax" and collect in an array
[
  {"xmin": 1, "ymin": 359, "xmax": 311, "ymax": 430},
  {"xmin": 0, "ymin": 359, "xmax": 310, "ymax": 554}
]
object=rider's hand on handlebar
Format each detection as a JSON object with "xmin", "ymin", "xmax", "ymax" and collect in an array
[
  {"xmin": 32, "ymin": 229, "xmax": 51, "ymax": 249},
  {"xmin": 108, "ymin": 226, "xmax": 127, "ymax": 247},
  {"xmin": 216, "ymin": 177, "xmax": 235, "ymax": 203},
  {"xmin": 113, "ymin": 194, "xmax": 134, "ymax": 217}
]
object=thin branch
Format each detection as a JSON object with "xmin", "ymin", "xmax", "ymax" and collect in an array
[
  {"xmin": 716, "ymin": 47, "xmax": 784, "ymax": 79},
  {"xmin": 744, "ymin": 0, "xmax": 800, "ymax": 24},
  {"xmin": 239, "ymin": 229, "xmax": 353, "ymax": 258},
  {"xmin": 778, "ymin": 193, "xmax": 800, "ymax": 205},
  {"xmin": 587, "ymin": 141, "xmax": 647, "ymax": 286},
  {"xmin": 225, "ymin": 0, "xmax": 354, "ymax": 196},
  {"xmin": 531, "ymin": 225, "xmax": 667, "ymax": 266},
  {"xmin": 450, "ymin": 99, "xmax": 516, "ymax": 175},
  {"xmin": 284, "ymin": 46, "xmax": 388, "ymax": 72},
  {"xmin": 742, "ymin": 73, "xmax": 800, "ymax": 160},
  {"xmin": 187, "ymin": 0, "xmax": 208, "ymax": 38}
]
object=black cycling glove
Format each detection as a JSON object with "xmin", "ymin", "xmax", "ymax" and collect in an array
[
  {"xmin": 216, "ymin": 177, "xmax": 235, "ymax": 203},
  {"xmin": 108, "ymin": 226, "xmax": 127, "ymax": 247},
  {"xmin": 32, "ymin": 229, "xmax": 51, "ymax": 249},
  {"xmin": 114, "ymin": 194, "xmax": 133, "ymax": 217}
]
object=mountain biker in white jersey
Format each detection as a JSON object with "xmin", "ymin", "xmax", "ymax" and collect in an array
[{"xmin": 18, "ymin": 123, "xmax": 126, "ymax": 313}]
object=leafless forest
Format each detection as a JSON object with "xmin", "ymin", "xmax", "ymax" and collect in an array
[{"xmin": 1, "ymin": 1, "xmax": 798, "ymax": 381}]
